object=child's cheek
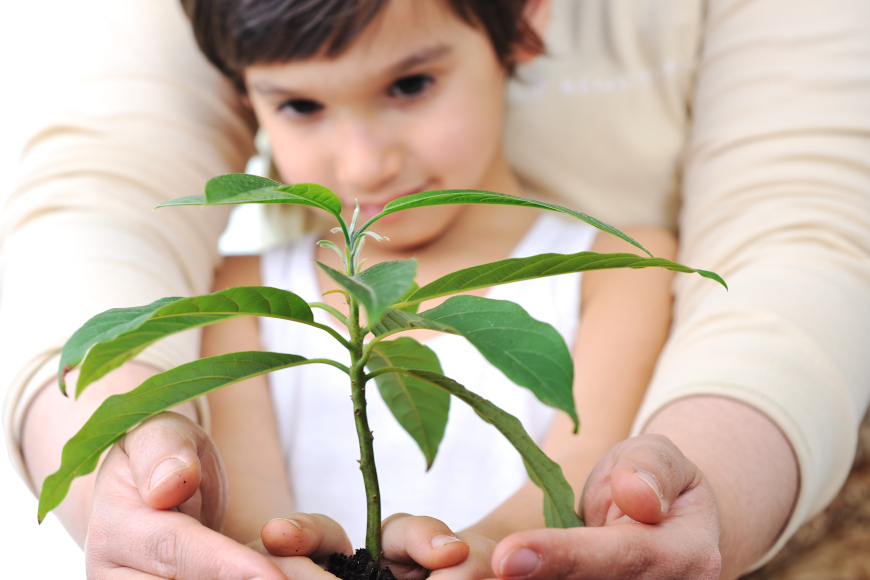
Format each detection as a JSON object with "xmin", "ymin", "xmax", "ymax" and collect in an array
[{"xmin": 418, "ymin": 95, "xmax": 504, "ymax": 189}]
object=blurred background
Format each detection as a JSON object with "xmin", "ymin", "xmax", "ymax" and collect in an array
[{"xmin": 0, "ymin": 3, "xmax": 255, "ymax": 575}]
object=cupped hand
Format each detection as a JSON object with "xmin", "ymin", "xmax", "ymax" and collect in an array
[
  {"xmin": 380, "ymin": 513, "xmax": 493, "ymax": 580},
  {"xmin": 490, "ymin": 434, "xmax": 722, "ymax": 579},
  {"xmin": 262, "ymin": 512, "xmax": 493, "ymax": 580},
  {"xmin": 84, "ymin": 411, "xmax": 321, "ymax": 579}
]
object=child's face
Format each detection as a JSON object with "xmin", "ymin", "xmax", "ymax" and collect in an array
[{"xmin": 244, "ymin": 0, "xmax": 514, "ymax": 249}]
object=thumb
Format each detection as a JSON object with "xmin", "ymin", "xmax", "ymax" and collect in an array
[
  {"xmin": 261, "ymin": 512, "xmax": 353, "ymax": 561},
  {"xmin": 119, "ymin": 411, "xmax": 227, "ymax": 529},
  {"xmin": 582, "ymin": 434, "xmax": 701, "ymax": 526},
  {"xmin": 381, "ymin": 513, "xmax": 469, "ymax": 571}
]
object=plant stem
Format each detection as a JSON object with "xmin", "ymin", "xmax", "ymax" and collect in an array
[{"xmin": 348, "ymin": 297, "xmax": 382, "ymax": 562}]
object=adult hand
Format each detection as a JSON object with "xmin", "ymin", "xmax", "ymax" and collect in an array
[
  {"xmin": 490, "ymin": 434, "xmax": 722, "ymax": 580},
  {"xmin": 84, "ymin": 412, "xmax": 327, "ymax": 579}
]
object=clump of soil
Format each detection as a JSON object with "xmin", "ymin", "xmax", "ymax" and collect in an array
[{"xmin": 328, "ymin": 549, "xmax": 397, "ymax": 580}]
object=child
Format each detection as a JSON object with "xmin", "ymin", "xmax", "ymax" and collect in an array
[{"xmin": 189, "ymin": 0, "xmax": 676, "ymax": 574}]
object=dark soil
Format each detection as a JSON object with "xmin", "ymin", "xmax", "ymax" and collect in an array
[{"xmin": 328, "ymin": 549, "xmax": 397, "ymax": 580}]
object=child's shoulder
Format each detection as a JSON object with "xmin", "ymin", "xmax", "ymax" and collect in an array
[{"xmin": 212, "ymin": 254, "xmax": 262, "ymax": 291}]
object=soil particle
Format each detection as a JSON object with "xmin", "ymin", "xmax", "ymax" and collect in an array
[{"xmin": 328, "ymin": 549, "xmax": 397, "ymax": 580}]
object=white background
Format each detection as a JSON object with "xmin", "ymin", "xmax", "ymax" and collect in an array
[
  {"xmin": 0, "ymin": 3, "xmax": 87, "ymax": 576},
  {"xmin": 0, "ymin": 3, "xmax": 254, "ymax": 575}
]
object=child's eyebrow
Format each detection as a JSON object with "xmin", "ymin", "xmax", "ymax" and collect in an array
[
  {"xmin": 387, "ymin": 43, "xmax": 452, "ymax": 76},
  {"xmin": 248, "ymin": 44, "xmax": 454, "ymax": 98}
]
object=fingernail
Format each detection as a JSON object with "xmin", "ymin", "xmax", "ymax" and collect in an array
[
  {"xmin": 149, "ymin": 457, "xmax": 189, "ymax": 491},
  {"xmin": 431, "ymin": 533, "xmax": 463, "ymax": 549},
  {"xmin": 272, "ymin": 517, "xmax": 303, "ymax": 530},
  {"xmin": 499, "ymin": 546, "xmax": 541, "ymax": 578},
  {"xmin": 634, "ymin": 471, "xmax": 663, "ymax": 511}
]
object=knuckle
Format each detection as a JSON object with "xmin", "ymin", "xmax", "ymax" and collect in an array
[
  {"xmin": 620, "ymin": 541, "xmax": 655, "ymax": 577},
  {"xmin": 697, "ymin": 545, "xmax": 722, "ymax": 579},
  {"xmin": 148, "ymin": 528, "xmax": 180, "ymax": 578}
]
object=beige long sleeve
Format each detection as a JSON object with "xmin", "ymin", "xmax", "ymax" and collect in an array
[{"xmin": 0, "ymin": 0, "xmax": 255, "ymax": 487}]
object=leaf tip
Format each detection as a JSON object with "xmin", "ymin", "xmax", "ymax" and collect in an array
[
  {"xmin": 58, "ymin": 366, "xmax": 71, "ymax": 397},
  {"xmin": 37, "ymin": 496, "xmax": 50, "ymax": 524},
  {"xmin": 697, "ymin": 269, "xmax": 728, "ymax": 290}
]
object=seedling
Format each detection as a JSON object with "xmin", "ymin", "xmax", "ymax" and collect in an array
[{"xmin": 38, "ymin": 174, "xmax": 725, "ymax": 572}]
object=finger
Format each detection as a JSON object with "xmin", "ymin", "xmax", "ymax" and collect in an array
[
  {"xmin": 91, "ymin": 566, "xmax": 165, "ymax": 579},
  {"xmin": 492, "ymin": 526, "xmax": 652, "ymax": 580},
  {"xmin": 609, "ymin": 434, "xmax": 701, "ymax": 524},
  {"xmin": 267, "ymin": 555, "xmax": 343, "ymax": 580},
  {"xmin": 119, "ymin": 411, "xmax": 226, "ymax": 528},
  {"xmin": 581, "ymin": 434, "xmax": 700, "ymax": 526},
  {"xmin": 87, "ymin": 505, "xmax": 288, "ymax": 580},
  {"xmin": 428, "ymin": 532, "xmax": 495, "ymax": 580},
  {"xmin": 262, "ymin": 512, "xmax": 353, "ymax": 560},
  {"xmin": 494, "ymin": 523, "xmax": 720, "ymax": 580},
  {"xmin": 381, "ymin": 513, "xmax": 469, "ymax": 571}
]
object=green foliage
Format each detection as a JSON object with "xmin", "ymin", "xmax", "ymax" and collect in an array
[
  {"xmin": 360, "ymin": 189, "xmax": 651, "ymax": 257},
  {"xmin": 384, "ymin": 368, "xmax": 582, "ymax": 529},
  {"xmin": 41, "ymin": 174, "xmax": 725, "ymax": 563},
  {"xmin": 367, "ymin": 338, "xmax": 449, "ymax": 469},
  {"xmin": 317, "ymin": 259, "xmax": 417, "ymax": 326},
  {"xmin": 422, "ymin": 296, "xmax": 577, "ymax": 430},
  {"xmin": 58, "ymin": 287, "xmax": 323, "ymax": 397},
  {"xmin": 39, "ymin": 351, "xmax": 330, "ymax": 522},
  {"xmin": 402, "ymin": 252, "xmax": 726, "ymax": 306}
]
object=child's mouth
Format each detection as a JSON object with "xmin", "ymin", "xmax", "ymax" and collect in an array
[{"xmin": 359, "ymin": 203, "xmax": 387, "ymax": 218}]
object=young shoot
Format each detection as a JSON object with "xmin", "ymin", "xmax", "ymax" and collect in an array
[{"xmin": 38, "ymin": 174, "xmax": 725, "ymax": 568}]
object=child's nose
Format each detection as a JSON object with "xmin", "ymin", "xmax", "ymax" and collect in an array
[{"xmin": 333, "ymin": 119, "xmax": 401, "ymax": 192}]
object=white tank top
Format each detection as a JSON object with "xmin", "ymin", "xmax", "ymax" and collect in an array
[{"xmin": 260, "ymin": 212, "xmax": 597, "ymax": 547}]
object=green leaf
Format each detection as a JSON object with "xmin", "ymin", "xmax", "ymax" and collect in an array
[
  {"xmin": 418, "ymin": 296, "xmax": 578, "ymax": 431},
  {"xmin": 315, "ymin": 259, "xmax": 417, "ymax": 326},
  {"xmin": 367, "ymin": 338, "xmax": 449, "ymax": 469},
  {"xmin": 395, "ymin": 282, "xmax": 421, "ymax": 315},
  {"xmin": 204, "ymin": 174, "xmax": 282, "ymax": 202},
  {"xmin": 60, "ymin": 287, "xmax": 318, "ymax": 397},
  {"xmin": 369, "ymin": 309, "xmax": 458, "ymax": 338},
  {"xmin": 156, "ymin": 194, "xmax": 206, "ymax": 206},
  {"xmin": 390, "ymin": 369, "xmax": 582, "ymax": 528},
  {"xmin": 362, "ymin": 190, "xmax": 650, "ymax": 257},
  {"xmin": 58, "ymin": 297, "xmax": 184, "ymax": 395},
  {"xmin": 157, "ymin": 175, "xmax": 343, "ymax": 221},
  {"xmin": 39, "ymin": 351, "xmax": 328, "ymax": 523},
  {"xmin": 398, "ymin": 252, "xmax": 727, "ymax": 306}
]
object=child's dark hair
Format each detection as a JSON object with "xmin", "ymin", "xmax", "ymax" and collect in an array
[{"xmin": 181, "ymin": 0, "xmax": 544, "ymax": 91}]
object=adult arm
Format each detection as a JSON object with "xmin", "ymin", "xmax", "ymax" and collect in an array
[
  {"xmin": 1, "ymin": 0, "xmax": 255, "ymax": 486},
  {"xmin": 0, "ymin": 0, "xmax": 284, "ymax": 577},
  {"xmin": 637, "ymin": 0, "xmax": 870, "ymax": 566},
  {"xmin": 493, "ymin": 0, "xmax": 870, "ymax": 577}
]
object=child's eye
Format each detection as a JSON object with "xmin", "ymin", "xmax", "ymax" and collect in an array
[
  {"xmin": 389, "ymin": 74, "xmax": 434, "ymax": 98},
  {"xmin": 279, "ymin": 99, "xmax": 324, "ymax": 117}
]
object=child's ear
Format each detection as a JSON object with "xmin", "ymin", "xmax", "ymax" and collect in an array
[{"xmin": 513, "ymin": 0, "xmax": 551, "ymax": 65}]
